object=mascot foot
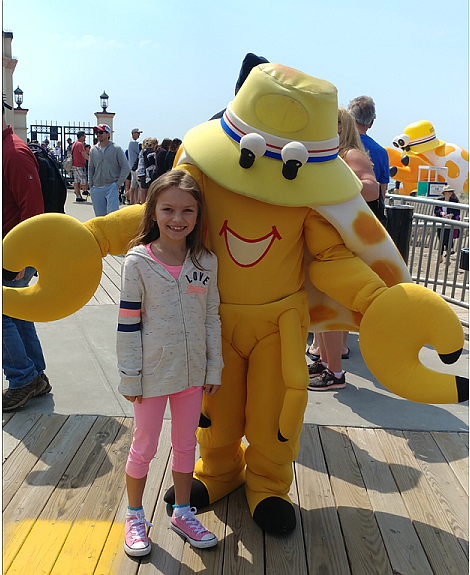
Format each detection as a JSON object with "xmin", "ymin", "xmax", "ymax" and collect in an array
[
  {"xmin": 163, "ymin": 478, "xmax": 210, "ymax": 509},
  {"xmin": 253, "ymin": 497, "xmax": 296, "ymax": 535}
]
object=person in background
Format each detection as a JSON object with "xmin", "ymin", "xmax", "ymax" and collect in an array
[
  {"xmin": 117, "ymin": 170, "xmax": 222, "ymax": 556},
  {"xmin": 164, "ymin": 138, "xmax": 182, "ymax": 172},
  {"xmin": 151, "ymin": 138, "xmax": 172, "ymax": 182},
  {"xmin": 88, "ymin": 124, "xmax": 129, "ymax": 216},
  {"xmin": 434, "ymin": 185, "xmax": 460, "ymax": 264},
  {"xmin": 307, "ymin": 108, "xmax": 379, "ymax": 392},
  {"xmin": 71, "ymin": 131, "xmax": 89, "ymax": 202},
  {"xmin": 127, "ymin": 128, "xmax": 142, "ymax": 205},
  {"xmin": 347, "ymin": 95, "xmax": 389, "ymax": 224},
  {"xmin": 2, "ymin": 100, "xmax": 52, "ymax": 411}
]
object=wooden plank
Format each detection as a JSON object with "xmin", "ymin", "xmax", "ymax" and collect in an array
[
  {"xmin": 2, "ymin": 412, "xmax": 16, "ymax": 426},
  {"xmin": 377, "ymin": 429, "xmax": 469, "ymax": 575},
  {"xmin": 93, "ymin": 282, "xmax": 115, "ymax": 305},
  {"xmin": 95, "ymin": 419, "xmax": 174, "ymax": 575},
  {"xmin": 3, "ymin": 414, "xmax": 67, "ymax": 509},
  {"xmin": 139, "ymin": 432, "xmax": 186, "ymax": 575},
  {"xmin": 49, "ymin": 418, "xmax": 133, "ymax": 575},
  {"xmin": 3, "ymin": 415, "xmax": 97, "ymax": 572},
  {"xmin": 459, "ymin": 433, "xmax": 469, "ymax": 449},
  {"xmin": 99, "ymin": 266, "xmax": 121, "ymax": 304},
  {"xmin": 348, "ymin": 427, "xmax": 434, "ymax": 575},
  {"xmin": 221, "ymin": 485, "xmax": 264, "ymax": 575},
  {"xmin": 104, "ymin": 254, "xmax": 124, "ymax": 276},
  {"xmin": 179, "ymin": 498, "xmax": 227, "ymax": 575},
  {"xmin": 404, "ymin": 430, "xmax": 468, "ymax": 557},
  {"xmin": 320, "ymin": 426, "xmax": 393, "ymax": 575},
  {"xmin": 6, "ymin": 416, "xmax": 124, "ymax": 575},
  {"xmin": 432, "ymin": 431, "xmax": 469, "ymax": 495},
  {"xmin": 265, "ymin": 464, "xmax": 307, "ymax": 575},
  {"xmin": 3, "ymin": 411, "xmax": 43, "ymax": 462},
  {"xmin": 102, "ymin": 256, "xmax": 123, "ymax": 288},
  {"xmin": 296, "ymin": 425, "xmax": 351, "ymax": 575}
]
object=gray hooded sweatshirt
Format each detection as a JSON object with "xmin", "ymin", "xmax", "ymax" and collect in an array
[{"xmin": 117, "ymin": 244, "xmax": 223, "ymax": 399}]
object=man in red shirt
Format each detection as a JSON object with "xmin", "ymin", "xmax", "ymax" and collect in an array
[
  {"xmin": 71, "ymin": 130, "xmax": 89, "ymax": 202},
  {"xmin": 2, "ymin": 102, "xmax": 52, "ymax": 411}
]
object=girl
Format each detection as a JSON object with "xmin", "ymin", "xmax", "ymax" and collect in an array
[{"xmin": 117, "ymin": 170, "xmax": 223, "ymax": 556}]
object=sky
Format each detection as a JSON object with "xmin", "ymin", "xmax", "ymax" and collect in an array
[{"xmin": 3, "ymin": 0, "xmax": 469, "ymax": 153}]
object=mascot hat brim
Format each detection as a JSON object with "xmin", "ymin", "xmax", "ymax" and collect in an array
[
  {"xmin": 182, "ymin": 63, "xmax": 362, "ymax": 207},
  {"xmin": 404, "ymin": 120, "xmax": 446, "ymax": 155}
]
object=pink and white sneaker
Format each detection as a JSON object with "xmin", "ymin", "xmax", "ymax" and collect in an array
[
  {"xmin": 124, "ymin": 509, "xmax": 153, "ymax": 556},
  {"xmin": 171, "ymin": 507, "xmax": 217, "ymax": 548}
]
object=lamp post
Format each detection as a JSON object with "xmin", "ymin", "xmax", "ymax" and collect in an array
[
  {"xmin": 100, "ymin": 91, "xmax": 109, "ymax": 113},
  {"xmin": 14, "ymin": 86, "xmax": 23, "ymax": 109}
]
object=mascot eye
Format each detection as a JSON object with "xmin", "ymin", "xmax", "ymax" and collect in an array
[
  {"xmin": 281, "ymin": 142, "xmax": 308, "ymax": 180},
  {"xmin": 393, "ymin": 134, "xmax": 410, "ymax": 149},
  {"xmin": 239, "ymin": 133, "xmax": 266, "ymax": 169}
]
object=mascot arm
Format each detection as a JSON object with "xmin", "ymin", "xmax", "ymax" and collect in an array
[
  {"xmin": 278, "ymin": 308, "xmax": 308, "ymax": 441},
  {"xmin": 305, "ymin": 210, "xmax": 387, "ymax": 313},
  {"xmin": 304, "ymin": 210, "xmax": 468, "ymax": 404},
  {"xmin": 83, "ymin": 204, "xmax": 144, "ymax": 257},
  {"xmin": 3, "ymin": 204, "xmax": 145, "ymax": 323}
]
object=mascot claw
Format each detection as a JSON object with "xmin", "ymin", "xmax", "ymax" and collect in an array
[{"xmin": 360, "ymin": 283, "xmax": 468, "ymax": 404}]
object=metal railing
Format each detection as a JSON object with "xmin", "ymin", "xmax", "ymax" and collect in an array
[{"xmin": 386, "ymin": 194, "xmax": 469, "ymax": 324}]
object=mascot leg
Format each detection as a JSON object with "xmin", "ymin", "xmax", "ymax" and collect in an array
[
  {"xmin": 194, "ymin": 339, "xmax": 248, "ymax": 501},
  {"xmin": 245, "ymin": 330, "xmax": 305, "ymax": 535}
]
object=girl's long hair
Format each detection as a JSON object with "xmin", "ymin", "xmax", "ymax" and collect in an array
[
  {"xmin": 128, "ymin": 170, "xmax": 211, "ymax": 269},
  {"xmin": 338, "ymin": 107, "xmax": 370, "ymax": 162}
]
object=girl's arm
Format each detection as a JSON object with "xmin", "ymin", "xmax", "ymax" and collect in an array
[
  {"xmin": 117, "ymin": 258, "xmax": 144, "ymax": 398},
  {"xmin": 204, "ymin": 255, "xmax": 224, "ymax": 389}
]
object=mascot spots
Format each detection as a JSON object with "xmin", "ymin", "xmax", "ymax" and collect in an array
[{"xmin": 3, "ymin": 64, "xmax": 468, "ymax": 535}]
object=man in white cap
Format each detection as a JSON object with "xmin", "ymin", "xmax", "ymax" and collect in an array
[
  {"xmin": 88, "ymin": 124, "xmax": 129, "ymax": 216},
  {"xmin": 127, "ymin": 128, "xmax": 142, "ymax": 204}
]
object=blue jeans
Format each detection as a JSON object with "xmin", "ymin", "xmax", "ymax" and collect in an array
[
  {"xmin": 3, "ymin": 267, "xmax": 46, "ymax": 389},
  {"xmin": 90, "ymin": 182, "xmax": 120, "ymax": 217}
]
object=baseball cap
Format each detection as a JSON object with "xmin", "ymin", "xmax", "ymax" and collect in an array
[
  {"xmin": 132, "ymin": 128, "xmax": 142, "ymax": 134},
  {"xmin": 93, "ymin": 124, "xmax": 111, "ymax": 134}
]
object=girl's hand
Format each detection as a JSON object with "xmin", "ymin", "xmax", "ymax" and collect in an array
[
  {"xmin": 204, "ymin": 385, "xmax": 220, "ymax": 396},
  {"xmin": 124, "ymin": 395, "xmax": 143, "ymax": 403}
]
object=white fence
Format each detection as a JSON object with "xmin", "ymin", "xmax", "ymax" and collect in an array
[{"xmin": 386, "ymin": 194, "xmax": 469, "ymax": 325}]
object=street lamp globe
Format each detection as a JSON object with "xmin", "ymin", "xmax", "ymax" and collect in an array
[
  {"xmin": 14, "ymin": 86, "xmax": 23, "ymax": 109},
  {"xmin": 100, "ymin": 91, "xmax": 109, "ymax": 112}
]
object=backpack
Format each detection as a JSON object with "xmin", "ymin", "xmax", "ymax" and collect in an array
[{"xmin": 28, "ymin": 143, "xmax": 67, "ymax": 213}]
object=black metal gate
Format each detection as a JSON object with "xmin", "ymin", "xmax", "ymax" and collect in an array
[{"xmin": 29, "ymin": 123, "xmax": 96, "ymax": 186}]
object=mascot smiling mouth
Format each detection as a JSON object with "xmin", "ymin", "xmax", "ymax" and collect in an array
[{"xmin": 219, "ymin": 220, "xmax": 282, "ymax": 267}]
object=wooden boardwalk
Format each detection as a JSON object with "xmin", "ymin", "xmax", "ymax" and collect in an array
[
  {"xmin": 85, "ymin": 255, "xmax": 124, "ymax": 306},
  {"xmin": 3, "ymin": 411, "xmax": 468, "ymax": 575}
]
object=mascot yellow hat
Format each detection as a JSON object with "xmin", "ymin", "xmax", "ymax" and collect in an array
[
  {"xmin": 182, "ymin": 63, "xmax": 362, "ymax": 207},
  {"xmin": 394, "ymin": 120, "xmax": 445, "ymax": 154}
]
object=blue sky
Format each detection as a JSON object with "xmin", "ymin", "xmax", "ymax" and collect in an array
[{"xmin": 4, "ymin": 0, "xmax": 469, "ymax": 153}]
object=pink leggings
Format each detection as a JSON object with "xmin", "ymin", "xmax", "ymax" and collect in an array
[{"xmin": 126, "ymin": 386, "xmax": 203, "ymax": 479}]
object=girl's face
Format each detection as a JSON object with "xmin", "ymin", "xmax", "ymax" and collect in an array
[{"xmin": 154, "ymin": 186, "xmax": 198, "ymax": 243}]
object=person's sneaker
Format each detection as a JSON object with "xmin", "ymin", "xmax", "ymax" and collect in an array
[
  {"xmin": 75, "ymin": 196, "xmax": 86, "ymax": 202},
  {"xmin": 124, "ymin": 509, "xmax": 153, "ymax": 557},
  {"xmin": 171, "ymin": 507, "xmax": 217, "ymax": 548},
  {"xmin": 308, "ymin": 360, "xmax": 326, "ymax": 376},
  {"xmin": 308, "ymin": 369, "xmax": 346, "ymax": 391},
  {"xmin": 3, "ymin": 373, "xmax": 50, "ymax": 412}
]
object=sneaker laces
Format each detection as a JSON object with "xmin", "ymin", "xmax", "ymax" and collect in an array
[
  {"xmin": 180, "ymin": 507, "xmax": 210, "ymax": 535},
  {"xmin": 127, "ymin": 511, "xmax": 153, "ymax": 544}
]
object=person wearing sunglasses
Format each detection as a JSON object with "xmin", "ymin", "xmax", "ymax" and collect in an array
[{"xmin": 88, "ymin": 124, "xmax": 129, "ymax": 216}]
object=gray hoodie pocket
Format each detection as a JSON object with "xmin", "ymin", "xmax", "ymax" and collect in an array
[{"xmin": 152, "ymin": 342, "xmax": 186, "ymax": 384}]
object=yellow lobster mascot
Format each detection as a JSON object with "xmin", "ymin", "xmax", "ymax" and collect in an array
[{"xmin": 3, "ymin": 64, "xmax": 468, "ymax": 535}]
